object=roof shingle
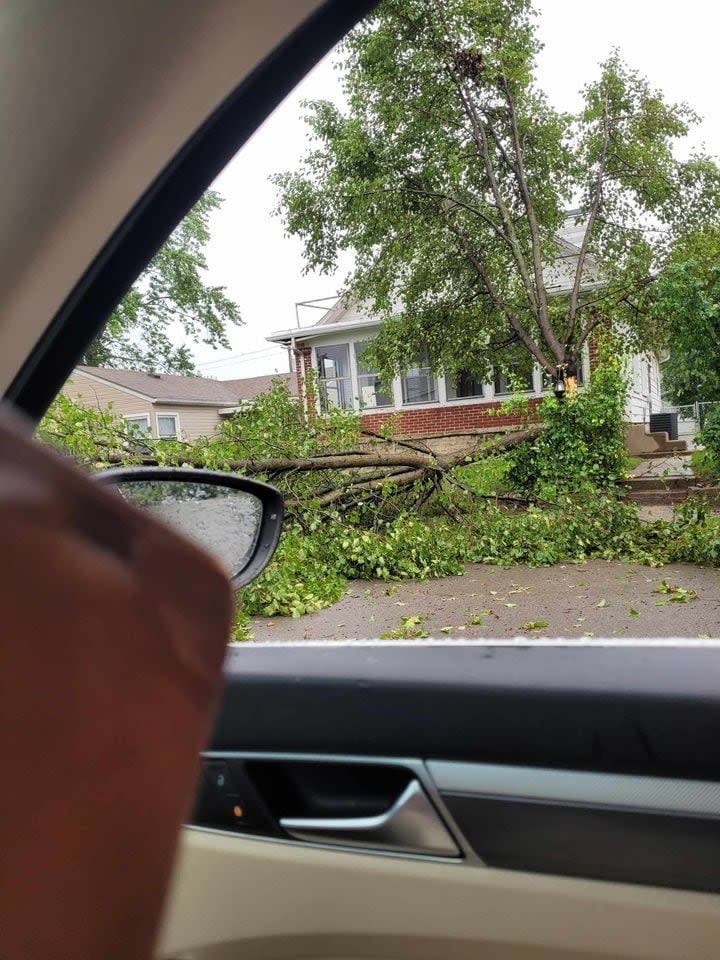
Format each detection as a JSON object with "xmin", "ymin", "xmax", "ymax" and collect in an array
[{"xmin": 76, "ymin": 366, "xmax": 294, "ymax": 404}]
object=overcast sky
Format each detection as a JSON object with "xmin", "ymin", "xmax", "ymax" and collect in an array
[{"xmin": 193, "ymin": 0, "xmax": 720, "ymax": 380}]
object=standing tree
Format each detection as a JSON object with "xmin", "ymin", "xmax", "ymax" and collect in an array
[
  {"xmin": 274, "ymin": 0, "xmax": 720, "ymax": 389},
  {"xmin": 83, "ymin": 190, "xmax": 241, "ymax": 374},
  {"xmin": 654, "ymin": 227, "xmax": 720, "ymax": 405}
]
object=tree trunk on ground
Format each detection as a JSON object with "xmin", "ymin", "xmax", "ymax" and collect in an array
[{"xmin": 103, "ymin": 424, "xmax": 543, "ymax": 513}]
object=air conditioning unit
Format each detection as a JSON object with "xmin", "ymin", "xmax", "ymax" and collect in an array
[{"xmin": 649, "ymin": 412, "xmax": 678, "ymax": 440}]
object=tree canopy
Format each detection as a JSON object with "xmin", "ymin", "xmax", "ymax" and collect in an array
[
  {"xmin": 655, "ymin": 228, "xmax": 720, "ymax": 405},
  {"xmin": 83, "ymin": 190, "xmax": 241, "ymax": 374},
  {"xmin": 274, "ymin": 0, "xmax": 720, "ymax": 386}
]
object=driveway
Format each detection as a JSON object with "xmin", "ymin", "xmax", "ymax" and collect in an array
[{"xmin": 249, "ymin": 560, "xmax": 720, "ymax": 641}]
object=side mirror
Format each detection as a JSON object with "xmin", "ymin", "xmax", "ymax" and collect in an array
[{"xmin": 97, "ymin": 468, "xmax": 284, "ymax": 588}]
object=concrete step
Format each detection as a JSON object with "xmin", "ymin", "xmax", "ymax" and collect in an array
[
  {"xmin": 624, "ymin": 476, "xmax": 695, "ymax": 492},
  {"xmin": 634, "ymin": 448, "xmax": 692, "ymax": 460},
  {"xmin": 647, "ymin": 430, "xmax": 688, "ymax": 453},
  {"xmin": 627, "ymin": 490, "xmax": 691, "ymax": 505},
  {"xmin": 626, "ymin": 424, "xmax": 689, "ymax": 455},
  {"xmin": 624, "ymin": 483, "xmax": 720, "ymax": 505}
]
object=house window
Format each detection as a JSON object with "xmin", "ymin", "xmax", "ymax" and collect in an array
[
  {"xmin": 124, "ymin": 415, "xmax": 150, "ymax": 436},
  {"xmin": 316, "ymin": 344, "xmax": 353, "ymax": 410},
  {"xmin": 157, "ymin": 414, "xmax": 179, "ymax": 440},
  {"xmin": 494, "ymin": 364, "xmax": 534, "ymax": 395},
  {"xmin": 401, "ymin": 355, "xmax": 437, "ymax": 405},
  {"xmin": 446, "ymin": 370, "xmax": 484, "ymax": 400},
  {"xmin": 354, "ymin": 341, "xmax": 393, "ymax": 409}
]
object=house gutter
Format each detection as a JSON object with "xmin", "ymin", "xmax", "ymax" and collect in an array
[{"xmin": 266, "ymin": 316, "xmax": 383, "ymax": 344}]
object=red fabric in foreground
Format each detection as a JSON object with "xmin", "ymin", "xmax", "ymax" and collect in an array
[{"xmin": 0, "ymin": 409, "xmax": 232, "ymax": 960}]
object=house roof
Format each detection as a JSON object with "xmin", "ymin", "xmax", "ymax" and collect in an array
[
  {"xmin": 75, "ymin": 366, "xmax": 294, "ymax": 404},
  {"xmin": 267, "ymin": 210, "xmax": 605, "ymax": 345},
  {"xmin": 265, "ymin": 316, "xmax": 382, "ymax": 344}
]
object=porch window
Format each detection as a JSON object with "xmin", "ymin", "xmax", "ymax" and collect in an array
[
  {"xmin": 401, "ymin": 355, "xmax": 437, "ymax": 405},
  {"xmin": 354, "ymin": 341, "xmax": 393, "ymax": 409},
  {"xmin": 316, "ymin": 344, "xmax": 353, "ymax": 410},
  {"xmin": 446, "ymin": 370, "xmax": 485, "ymax": 400},
  {"xmin": 494, "ymin": 363, "xmax": 534, "ymax": 395}
]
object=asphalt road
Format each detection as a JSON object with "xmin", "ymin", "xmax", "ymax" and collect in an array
[{"xmin": 249, "ymin": 560, "xmax": 720, "ymax": 642}]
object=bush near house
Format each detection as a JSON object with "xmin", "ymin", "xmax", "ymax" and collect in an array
[
  {"xmin": 508, "ymin": 353, "xmax": 631, "ymax": 498},
  {"xmin": 695, "ymin": 406, "xmax": 720, "ymax": 478}
]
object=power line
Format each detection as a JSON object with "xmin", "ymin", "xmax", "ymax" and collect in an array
[
  {"xmin": 197, "ymin": 355, "xmax": 287, "ymax": 374},
  {"xmin": 198, "ymin": 346, "xmax": 278, "ymax": 365},
  {"xmin": 206, "ymin": 357, "xmax": 284, "ymax": 374},
  {"xmin": 197, "ymin": 346, "xmax": 281, "ymax": 368}
]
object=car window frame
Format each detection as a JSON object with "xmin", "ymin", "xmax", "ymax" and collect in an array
[{"xmin": 4, "ymin": 0, "xmax": 379, "ymax": 423}]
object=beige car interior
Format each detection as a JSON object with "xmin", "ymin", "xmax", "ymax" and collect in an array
[
  {"xmin": 4, "ymin": 3, "xmax": 720, "ymax": 959},
  {"xmin": 161, "ymin": 826, "xmax": 720, "ymax": 959}
]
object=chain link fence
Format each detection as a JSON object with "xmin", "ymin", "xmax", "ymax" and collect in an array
[{"xmin": 661, "ymin": 401, "xmax": 720, "ymax": 442}]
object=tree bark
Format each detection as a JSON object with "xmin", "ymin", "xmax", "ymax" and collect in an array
[{"xmin": 96, "ymin": 424, "xmax": 544, "ymax": 514}]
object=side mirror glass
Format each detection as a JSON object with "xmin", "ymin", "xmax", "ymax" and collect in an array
[{"xmin": 97, "ymin": 468, "xmax": 283, "ymax": 588}]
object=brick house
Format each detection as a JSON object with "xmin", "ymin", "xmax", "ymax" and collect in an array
[
  {"xmin": 62, "ymin": 366, "xmax": 295, "ymax": 442},
  {"xmin": 266, "ymin": 216, "xmax": 662, "ymax": 440}
]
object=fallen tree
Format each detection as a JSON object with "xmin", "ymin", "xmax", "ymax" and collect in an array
[
  {"xmin": 38, "ymin": 368, "xmax": 660, "ymax": 631},
  {"xmin": 91, "ymin": 423, "xmax": 544, "ymax": 513},
  {"xmin": 42, "ymin": 361, "xmax": 632, "ymax": 521},
  {"xmin": 40, "ymin": 388, "xmax": 544, "ymax": 517}
]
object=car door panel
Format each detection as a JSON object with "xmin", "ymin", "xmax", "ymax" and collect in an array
[
  {"xmin": 161, "ymin": 828, "xmax": 720, "ymax": 960},
  {"xmin": 212, "ymin": 644, "xmax": 720, "ymax": 777},
  {"xmin": 158, "ymin": 643, "xmax": 720, "ymax": 958}
]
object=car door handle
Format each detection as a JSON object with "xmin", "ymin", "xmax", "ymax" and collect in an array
[{"xmin": 279, "ymin": 779, "xmax": 459, "ymax": 857}]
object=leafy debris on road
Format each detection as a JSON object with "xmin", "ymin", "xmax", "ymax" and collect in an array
[{"xmin": 653, "ymin": 580, "xmax": 698, "ymax": 603}]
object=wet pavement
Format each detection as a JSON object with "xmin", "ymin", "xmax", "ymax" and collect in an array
[{"xmin": 248, "ymin": 560, "xmax": 720, "ymax": 642}]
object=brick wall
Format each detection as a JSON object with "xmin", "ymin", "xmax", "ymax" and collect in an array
[
  {"xmin": 360, "ymin": 397, "xmax": 542, "ymax": 437},
  {"xmin": 294, "ymin": 347, "xmax": 312, "ymax": 394},
  {"xmin": 293, "ymin": 347, "xmax": 313, "ymax": 414},
  {"xmin": 587, "ymin": 336, "xmax": 600, "ymax": 372}
]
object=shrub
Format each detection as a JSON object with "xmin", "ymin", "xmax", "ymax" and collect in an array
[
  {"xmin": 242, "ymin": 527, "xmax": 347, "ymax": 618},
  {"xmin": 509, "ymin": 354, "xmax": 631, "ymax": 498},
  {"xmin": 459, "ymin": 493, "xmax": 662, "ymax": 567},
  {"xmin": 324, "ymin": 514, "xmax": 464, "ymax": 581},
  {"xmin": 455, "ymin": 456, "xmax": 512, "ymax": 497},
  {"xmin": 698, "ymin": 407, "xmax": 720, "ymax": 477},
  {"xmin": 691, "ymin": 448, "xmax": 720, "ymax": 481}
]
